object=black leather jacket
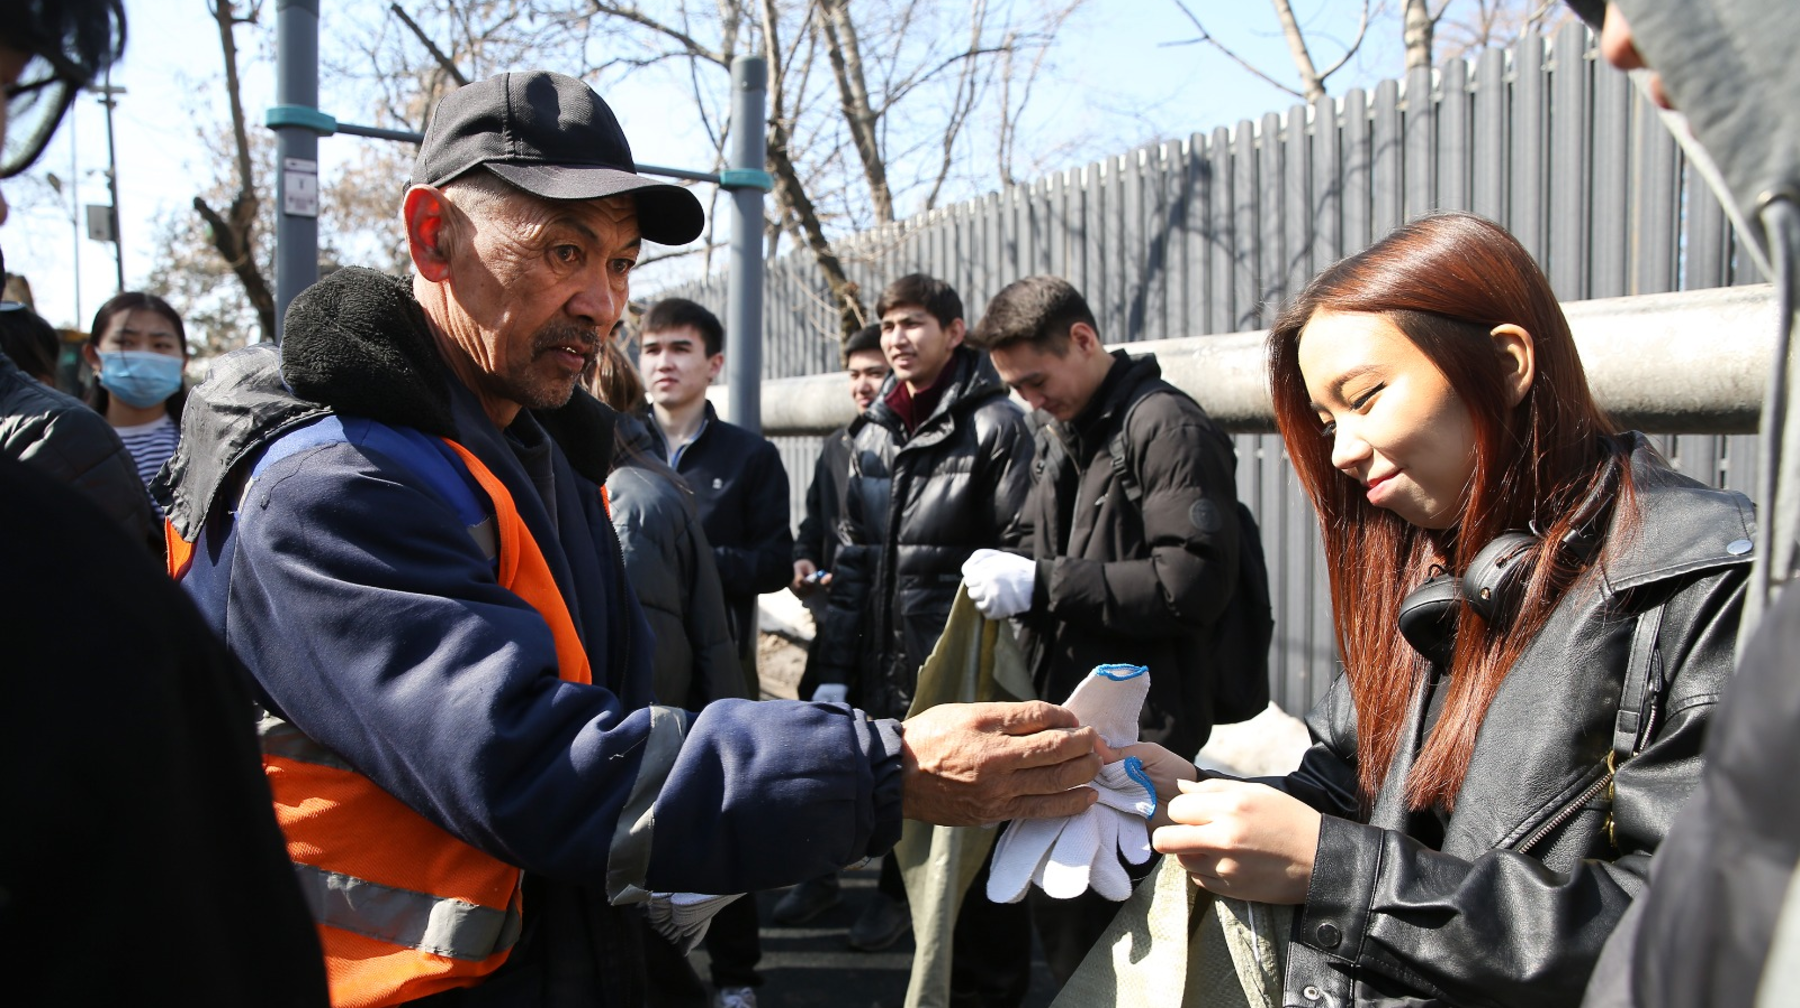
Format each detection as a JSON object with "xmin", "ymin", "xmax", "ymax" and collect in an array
[
  {"xmin": 816, "ymin": 346, "xmax": 1034, "ymax": 718},
  {"xmin": 1272, "ymin": 438, "xmax": 1751, "ymax": 1008}
]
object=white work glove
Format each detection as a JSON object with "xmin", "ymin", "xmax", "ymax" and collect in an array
[
  {"xmin": 961, "ymin": 548, "xmax": 1037, "ymax": 619},
  {"xmin": 643, "ymin": 891, "xmax": 743, "ymax": 955},
  {"xmin": 811, "ymin": 682, "xmax": 849, "ymax": 704},
  {"xmin": 987, "ymin": 663, "xmax": 1156, "ymax": 904}
]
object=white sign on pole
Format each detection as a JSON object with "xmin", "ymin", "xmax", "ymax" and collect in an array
[
  {"xmin": 84, "ymin": 204, "xmax": 117, "ymax": 243},
  {"xmin": 283, "ymin": 157, "xmax": 320, "ymax": 218}
]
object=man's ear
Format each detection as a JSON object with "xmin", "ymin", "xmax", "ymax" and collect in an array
[
  {"xmin": 945, "ymin": 317, "xmax": 966, "ymax": 350},
  {"xmin": 1068, "ymin": 321, "xmax": 1101, "ymax": 355},
  {"xmin": 706, "ymin": 352, "xmax": 724, "ymax": 381},
  {"xmin": 404, "ymin": 186, "xmax": 454, "ymax": 283},
  {"xmin": 1490, "ymin": 323, "xmax": 1537, "ymax": 408}
]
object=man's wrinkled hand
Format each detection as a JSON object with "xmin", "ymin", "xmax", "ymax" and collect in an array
[{"xmin": 900, "ymin": 700, "xmax": 1101, "ymax": 826}]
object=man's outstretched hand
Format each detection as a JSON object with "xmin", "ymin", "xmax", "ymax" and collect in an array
[{"xmin": 900, "ymin": 701, "xmax": 1101, "ymax": 826}]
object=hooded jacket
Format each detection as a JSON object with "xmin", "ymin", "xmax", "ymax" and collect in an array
[
  {"xmin": 1574, "ymin": 3, "xmax": 1800, "ymax": 1006},
  {"xmin": 1014, "ymin": 352, "xmax": 1244, "ymax": 758},
  {"xmin": 158, "ymin": 268, "xmax": 904, "ymax": 1007},
  {"xmin": 0, "ymin": 348, "xmax": 157, "ymax": 550},
  {"xmin": 605, "ymin": 411, "xmax": 743, "ymax": 710},
  {"xmin": 1268, "ymin": 439, "xmax": 1749, "ymax": 1008},
  {"xmin": 816, "ymin": 345, "xmax": 1034, "ymax": 719}
]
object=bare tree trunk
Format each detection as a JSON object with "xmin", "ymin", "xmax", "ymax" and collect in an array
[
  {"xmin": 199, "ymin": 0, "xmax": 276, "ymax": 344},
  {"xmin": 817, "ymin": 0, "xmax": 892, "ymax": 224},
  {"xmin": 1270, "ymin": 0, "xmax": 1326, "ymax": 102},
  {"xmin": 1403, "ymin": 0, "xmax": 1435, "ymax": 71},
  {"xmin": 759, "ymin": 0, "xmax": 863, "ymax": 337}
]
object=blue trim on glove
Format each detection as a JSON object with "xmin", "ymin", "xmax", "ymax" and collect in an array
[
  {"xmin": 1093, "ymin": 663, "xmax": 1149, "ymax": 681},
  {"xmin": 1123, "ymin": 756, "xmax": 1156, "ymax": 820}
]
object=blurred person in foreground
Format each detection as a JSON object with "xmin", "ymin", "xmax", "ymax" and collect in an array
[
  {"xmin": 0, "ymin": 1, "xmax": 328, "ymax": 1004},
  {"xmin": 1558, "ymin": 2, "xmax": 1800, "ymax": 1006}
]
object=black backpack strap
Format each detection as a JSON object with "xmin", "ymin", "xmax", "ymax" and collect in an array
[{"xmin": 1613, "ymin": 603, "xmax": 1667, "ymax": 763}]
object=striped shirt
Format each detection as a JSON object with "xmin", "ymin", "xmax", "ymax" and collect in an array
[{"xmin": 115, "ymin": 414, "xmax": 180, "ymax": 490}]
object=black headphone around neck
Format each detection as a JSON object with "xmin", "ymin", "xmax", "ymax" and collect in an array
[{"xmin": 1397, "ymin": 443, "xmax": 1625, "ymax": 667}]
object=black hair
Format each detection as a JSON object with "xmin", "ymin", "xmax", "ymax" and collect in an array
[
  {"xmin": 843, "ymin": 322, "xmax": 882, "ymax": 361},
  {"xmin": 876, "ymin": 273, "xmax": 963, "ymax": 330},
  {"xmin": 642, "ymin": 297, "xmax": 724, "ymax": 357},
  {"xmin": 0, "ymin": 303, "xmax": 63, "ymax": 383},
  {"xmin": 967, "ymin": 275, "xmax": 1098, "ymax": 353}
]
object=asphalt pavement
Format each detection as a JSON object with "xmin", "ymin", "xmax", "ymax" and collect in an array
[{"xmin": 688, "ymin": 858, "xmax": 1061, "ymax": 1008}]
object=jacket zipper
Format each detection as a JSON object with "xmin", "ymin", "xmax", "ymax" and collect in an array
[{"xmin": 1515, "ymin": 765, "xmax": 1613, "ymax": 856}]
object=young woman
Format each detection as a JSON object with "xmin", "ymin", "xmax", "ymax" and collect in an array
[
  {"xmin": 83, "ymin": 291, "xmax": 188, "ymax": 488},
  {"xmin": 1126, "ymin": 213, "xmax": 1752, "ymax": 1007}
]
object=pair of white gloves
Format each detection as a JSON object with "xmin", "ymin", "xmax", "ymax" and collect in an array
[{"xmin": 987, "ymin": 663, "xmax": 1158, "ymax": 904}]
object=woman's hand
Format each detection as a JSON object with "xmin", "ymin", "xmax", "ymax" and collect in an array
[
  {"xmin": 1151, "ymin": 778, "xmax": 1322, "ymax": 904},
  {"xmin": 1099, "ymin": 740, "xmax": 1201, "ymax": 829}
]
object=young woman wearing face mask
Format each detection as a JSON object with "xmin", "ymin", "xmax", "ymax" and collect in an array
[
  {"xmin": 1114, "ymin": 213, "xmax": 1752, "ymax": 1008},
  {"xmin": 83, "ymin": 291, "xmax": 188, "ymax": 488}
]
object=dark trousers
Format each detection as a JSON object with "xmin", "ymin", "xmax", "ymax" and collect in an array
[
  {"xmin": 948, "ymin": 847, "xmax": 1033, "ymax": 1008},
  {"xmin": 640, "ymin": 895, "xmax": 763, "ymax": 1005},
  {"xmin": 703, "ymin": 892, "xmax": 764, "ymax": 989}
]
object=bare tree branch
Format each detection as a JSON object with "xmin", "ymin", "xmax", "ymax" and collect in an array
[
  {"xmin": 390, "ymin": 3, "xmax": 470, "ymax": 87},
  {"xmin": 200, "ymin": 0, "xmax": 275, "ymax": 344},
  {"xmin": 1166, "ymin": 0, "xmax": 1307, "ymax": 100},
  {"xmin": 589, "ymin": 1, "xmax": 728, "ymax": 66},
  {"xmin": 817, "ymin": 0, "xmax": 892, "ymax": 222}
]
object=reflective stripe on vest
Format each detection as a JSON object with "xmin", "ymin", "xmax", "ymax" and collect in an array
[{"xmin": 174, "ymin": 435, "xmax": 593, "ymax": 1008}]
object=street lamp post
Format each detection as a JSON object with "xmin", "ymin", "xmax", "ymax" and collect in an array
[{"xmin": 92, "ymin": 71, "xmax": 126, "ymax": 295}]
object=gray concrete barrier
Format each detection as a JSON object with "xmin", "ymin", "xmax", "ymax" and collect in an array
[{"xmin": 719, "ymin": 284, "xmax": 1776, "ymax": 436}]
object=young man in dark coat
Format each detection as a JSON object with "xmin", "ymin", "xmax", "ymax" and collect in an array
[
  {"xmin": 819, "ymin": 273, "xmax": 1038, "ymax": 998},
  {"xmin": 639, "ymin": 296, "xmax": 794, "ymax": 696},
  {"xmin": 964, "ymin": 274, "xmax": 1253, "ymax": 985}
]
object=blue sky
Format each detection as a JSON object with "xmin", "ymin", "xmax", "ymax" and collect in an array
[{"xmin": 2, "ymin": 0, "xmax": 1402, "ymax": 333}]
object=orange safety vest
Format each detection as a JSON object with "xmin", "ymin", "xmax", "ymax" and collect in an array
[{"xmin": 171, "ymin": 438, "xmax": 592, "ymax": 1007}]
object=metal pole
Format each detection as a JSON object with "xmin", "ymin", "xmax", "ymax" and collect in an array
[
  {"xmin": 723, "ymin": 56, "xmax": 767, "ymax": 433},
  {"xmin": 98, "ymin": 70, "xmax": 123, "ymax": 294},
  {"xmin": 273, "ymin": 0, "xmax": 321, "ymax": 344}
]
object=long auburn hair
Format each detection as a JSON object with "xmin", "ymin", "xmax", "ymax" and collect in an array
[{"xmin": 1267, "ymin": 212, "xmax": 1625, "ymax": 812}]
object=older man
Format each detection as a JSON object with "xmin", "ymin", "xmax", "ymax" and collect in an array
[{"xmin": 160, "ymin": 72, "xmax": 1099, "ymax": 1008}]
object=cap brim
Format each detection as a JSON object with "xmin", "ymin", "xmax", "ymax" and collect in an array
[{"xmin": 485, "ymin": 163, "xmax": 706, "ymax": 246}]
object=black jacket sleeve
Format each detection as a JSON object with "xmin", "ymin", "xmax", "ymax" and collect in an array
[
  {"xmin": 711, "ymin": 439, "xmax": 794, "ymax": 595},
  {"xmin": 1040, "ymin": 398, "xmax": 1241, "ymax": 637}
]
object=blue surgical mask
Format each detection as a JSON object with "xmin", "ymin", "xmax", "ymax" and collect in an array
[{"xmin": 96, "ymin": 350, "xmax": 185, "ymax": 409}]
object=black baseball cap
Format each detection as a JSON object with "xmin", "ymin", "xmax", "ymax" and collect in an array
[{"xmin": 409, "ymin": 71, "xmax": 705, "ymax": 246}]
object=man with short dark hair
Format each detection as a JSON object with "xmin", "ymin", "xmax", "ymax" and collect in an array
[
  {"xmin": 161, "ymin": 72, "xmax": 1101, "ymax": 1008},
  {"xmin": 639, "ymin": 296, "xmax": 793, "ymax": 699},
  {"xmin": 821, "ymin": 272, "xmax": 1038, "ymax": 996},
  {"xmin": 965, "ymin": 274, "xmax": 1255, "ymax": 986}
]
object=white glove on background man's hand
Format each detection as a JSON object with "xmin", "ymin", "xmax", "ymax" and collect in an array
[
  {"xmin": 962, "ymin": 548, "xmax": 1037, "ymax": 619},
  {"xmin": 811, "ymin": 683, "xmax": 849, "ymax": 704},
  {"xmin": 987, "ymin": 663, "xmax": 1158, "ymax": 904}
]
